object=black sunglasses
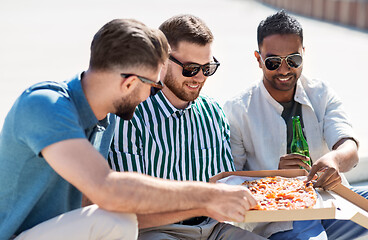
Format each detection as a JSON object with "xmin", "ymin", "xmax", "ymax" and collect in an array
[
  {"xmin": 169, "ymin": 55, "xmax": 220, "ymax": 77},
  {"xmin": 258, "ymin": 52, "xmax": 303, "ymax": 71},
  {"xmin": 121, "ymin": 73, "xmax": 164, "ymax": 90}
]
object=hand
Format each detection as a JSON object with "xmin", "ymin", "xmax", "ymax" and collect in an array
[
  {"xmin": 204, "ymin": 183, "xmax": 257, "ymax": 223},
  {"xmin": 279, "ymin": 153, "xmax": 312, "ymax": 171},
  {"xmin": 306, "ymin": 151, "xmax": 341, "ymax": 190}
]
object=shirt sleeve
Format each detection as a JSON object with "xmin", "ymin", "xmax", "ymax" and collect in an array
[
  {"xmin": 15, "ymin": 88, "xmax": 86, "ymax": 156},
  {"xmin": 321, "ymin": 82, "xmax": 358, "ymax": 150},
  {"xmin": 223, "ymin": 100, "xmax": 248, "ymax": 171},
  {"xmin": 107, "ymin": 115, "xmax": 146, "ymax": 173},
  {"xmin": 215, "ymin": 102, "xmax": 235, "ymax": 172}
]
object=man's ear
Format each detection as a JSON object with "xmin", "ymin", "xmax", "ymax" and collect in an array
[
  {"xmin": 254, "ymin": 50, "xmax": 262, "ymax": 69},
  {"xmin": 120, "ymin": 75, "xmax": 138, "ymax": 93}
]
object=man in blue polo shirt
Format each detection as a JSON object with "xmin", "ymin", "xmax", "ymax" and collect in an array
[{"xmin": 0, "ymin": 19, "xmax": 258, "ymax": 239}]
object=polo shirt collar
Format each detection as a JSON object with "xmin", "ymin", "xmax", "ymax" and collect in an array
[
  {"xmin": 152, "ymin": 91, "xmax": 194, "ymax": 118},
  {"xmin": 66, "ymin": 73, "xmax": 108, "ymax": 130}
]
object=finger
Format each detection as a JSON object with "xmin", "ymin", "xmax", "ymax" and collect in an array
[
  {"xmin": 306, "ymin": 169, "xmax": 319, "ymax": 182},
  {"xmin": 313, "ymin": 168, "xmax": 336, "ymax": 185},
  {"xmin": 322, "ymin": 178, "xmax": 341, "ymax": 190},
  {"xmin": 240, "ymin": 196, "xmax": 251, "ymax": 211},
  {"xmin": 280, "ymin": 159, "xmax": 311, "ymax": 170},
  {"xmin": 282, "ymin": 153, "xmax": 310, "ymax": 161},
  {"xmin": 316, "ymin": 170, "xmax": 340, "ymax": 189},
  {"xmin": 231, "ymin": 211, "xmax": 245, "ymax": 223},
  {"xmin": 307, "ymin": 164, "xmax": 322, "ymax": 181},
  {"xmin": 244, "ymin": 194, "xmax": 257, "ymax": 209},
  {"xmin": 226, "ymin": 203, "xmax": 247, "ymax": 222},
  {"xmin": 213, "ymin": 210, "xmax": 243, "ymax": 223},
  {"xmin": 241, "ymin": 188, "xmax": 257, "ymax": 209}
]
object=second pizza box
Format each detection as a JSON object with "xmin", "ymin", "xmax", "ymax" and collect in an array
[{"xmin": 209, "ymin": 169, "xmax": 368, "ymax": 228}]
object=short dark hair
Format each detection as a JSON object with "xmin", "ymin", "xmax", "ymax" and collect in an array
[
  {"xmin": 257, "ymin": 10, "xmax": 303, "ymax": 48},
  {"xmin": 89, "ymin": 19, "xmax": 169, "ymax": 72},
  {"xmin": 159, "ymin": 14, "xmax": 213, "ymax": 50}
]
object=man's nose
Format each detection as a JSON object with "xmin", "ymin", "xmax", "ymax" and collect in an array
[
  {"xmin": 192, "ymin": 69, "xmax": 206, "ymax": 82},
  {"xmin": 277, "ymin": 59, "xmax": 290, "ymax": 74}
]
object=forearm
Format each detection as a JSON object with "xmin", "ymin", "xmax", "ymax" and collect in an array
[
  {"xmin": 331, "ymin": 138, "xmax": 358, "ymax": 172},
  {"xmin": 42, "ymin": 139, "xmax": 253, "ymax": 223},
  {"xmin": 137, "ymin": 209, "xmax": 206, "ymax": 229},
  {"xmin": 97, "ymin": 172, "xmax": 214, "ymax": 214}
]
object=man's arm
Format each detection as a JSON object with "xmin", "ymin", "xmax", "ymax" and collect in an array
[
  {"xmin": 307, "ymin": 138, "xmax": 358, "ymax": 189},
  {"xmin": 137, "ymin": 209, "xmax": 205, "ymax": 229},
  {"xmin": 42, "ymin": 138, "xmax": 256, "ymax": 222},
  {"xmin": 223, "ymin": 101, "xmax": 248, "ymax": 170}
]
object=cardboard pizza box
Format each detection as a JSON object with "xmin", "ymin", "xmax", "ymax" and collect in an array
[{"xmin": 209, "ymin": 169, "xmax": 368, "ymax": 228}]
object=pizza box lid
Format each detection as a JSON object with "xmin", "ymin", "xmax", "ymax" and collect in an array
[{"xmin": 209, "ymin": 169, "xmax": 368, "ymax": 228}]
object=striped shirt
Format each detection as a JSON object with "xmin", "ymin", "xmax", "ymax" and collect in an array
[{"xmin": 107, "ymin": 91, "xmax": 235, "ymax": 182}]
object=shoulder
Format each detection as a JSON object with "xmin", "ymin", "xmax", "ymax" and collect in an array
[
  {"xmin": 17, "ymin": 81, "xmax": 75, "ymax": 118},
  {"xmin": 300, "ymin": 76, "xmax": 332, "ymax": 93},
  {"xmin": 223, "ymin": 82, "xmax": 261, "ymax": 112},
  {"xmin": 195, "ymin": 94, "xmax": 226, "ymax": 115},
  {"xmin": 196, "ymin": 94, "xmax": 221, "ymax": 108},
  {"xmin": 299, "ymin": 76, "xmax": 340, "ymax": 102}
]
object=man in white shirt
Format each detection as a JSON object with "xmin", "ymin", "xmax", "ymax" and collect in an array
[{"xmin": 224, "ymin": 10, "xmax": 368, "ymax": 240}]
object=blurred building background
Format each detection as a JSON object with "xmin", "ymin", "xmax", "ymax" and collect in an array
[{"xmin": 257, "ymin": 0, "xmax": 368, "ymax": 30}]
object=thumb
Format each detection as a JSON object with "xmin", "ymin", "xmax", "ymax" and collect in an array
[{"xmin": 306, "ymin": 164, "xmax": 318, "ymax": 182}]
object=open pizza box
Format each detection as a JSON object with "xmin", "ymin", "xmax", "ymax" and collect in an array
[{"xmin": 209, "ymin": 169, "xmax": 368, "ymax": 228}]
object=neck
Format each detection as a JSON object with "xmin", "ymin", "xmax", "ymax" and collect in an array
[
  {"xmin": 162, "ymin": 87, "xmax": 190, "ymax": 109},
  {"xmin": 81, "ymin": 70, "xmax": 112, "ymax": 120}
]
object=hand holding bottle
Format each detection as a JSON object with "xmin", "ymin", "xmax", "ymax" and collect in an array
[
  {"xmin": 279, "ymin": 116, "xmax": 312, "ymax": 170},
  {"xmin": 279, "ymin": 153, "xmax": 312, "ymax": 170}
]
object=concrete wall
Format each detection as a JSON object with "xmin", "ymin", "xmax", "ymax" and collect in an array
[{"xmin": 257, "ymin": 0, "xmax": 368, "ymax": 30}]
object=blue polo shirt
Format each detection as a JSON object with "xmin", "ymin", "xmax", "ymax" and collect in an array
[{"xmin": 0, "ymin": 73, "xmax": 115, "ymax": 239}]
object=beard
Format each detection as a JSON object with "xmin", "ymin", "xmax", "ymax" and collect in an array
[
  {"xmin": 267, "ymin": 73, "xmax": 298, "ymax": 92},
  {"xmin": 114, "ymin": 101, "xmax": 136, "ymax": 120},
  {"xmin": 114, "ymin": 88, "xmax": 140, "ymax": 120},
  {"xmin": 163, "ymin": 66, "xmax": 203, "ymax": 102}
]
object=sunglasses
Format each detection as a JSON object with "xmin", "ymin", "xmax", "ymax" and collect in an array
[
  {"xmin": 169, "ymin": 55, "xmax": 220, "ymax": 77},
  {"xmin": 121, "ymin": 73, "xmax": 164, "ymax": 90},
  {"xmin": 258, "ymin": 52, "xmax": 303, "ymax": 71}
]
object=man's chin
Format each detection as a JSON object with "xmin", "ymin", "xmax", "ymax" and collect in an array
[
  {"xmin": 118, "ymin": 113, "xmax": 134, "ymax": 120},
  {"xmin": 115, "ymin": 110, "xmax": 135, "ymax": 120}
]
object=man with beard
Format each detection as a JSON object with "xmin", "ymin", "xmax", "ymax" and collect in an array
[
  {"xmin": 0, "ymin": 19, "xmax": 258, "ymax": 240},
  {"xmin": 224, "ymin": 10, "xmax": 368, "ymax": 239},
  {"xmin": 108, "ymin": 14, "xmax": 265, "ymax": 240}
]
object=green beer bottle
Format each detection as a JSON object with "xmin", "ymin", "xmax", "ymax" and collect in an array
[{"xmin": 291, "ymin": 116, "xmax": 312, "ymax": 167}]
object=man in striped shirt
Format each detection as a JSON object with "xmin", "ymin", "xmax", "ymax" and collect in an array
[{"xmin": 108, "ymin": 14, "xmax": 265, "ymax": 240}]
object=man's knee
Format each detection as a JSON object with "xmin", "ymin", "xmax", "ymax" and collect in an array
[{"xmin": 91, "ymin": 206, "xmax": 138, "ymax": 240}]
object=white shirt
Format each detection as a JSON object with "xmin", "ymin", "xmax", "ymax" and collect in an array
[
  {"xmin": 223, "ymin": 75, "xmax": 357, "ymax": 237},
  {"xmin": 224, "ymin": 75, "xmax": 357, "ymax": 171}
]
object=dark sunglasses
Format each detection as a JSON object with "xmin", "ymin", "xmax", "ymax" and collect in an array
[
  {"xmin": 121, "ymin": 73, "xmax": 164, "ymax": 90},
  {"xmin": 169, "ymin": 55, "xmax": 220, "ymax": 77},
  {"xmin": 258, "ymin": 52, "xmax": 303, "ymax": 71}
]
